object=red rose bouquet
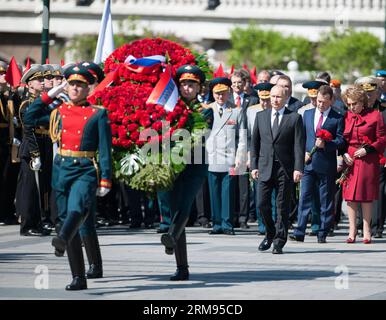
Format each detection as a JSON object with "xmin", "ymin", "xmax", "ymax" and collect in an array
[
  {"xmin": 93, "ymin": 38, "xmax": 211, "ymax": 194},
  {"xmin": 305, "ymin": 129, "xmax": 333, "ymax": 165}
]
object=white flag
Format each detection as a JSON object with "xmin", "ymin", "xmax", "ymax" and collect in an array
[{"xmin": 94, "ymin": 0, "xmax": 114, "ymax": 64}]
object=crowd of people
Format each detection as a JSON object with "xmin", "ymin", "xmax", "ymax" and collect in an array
[{"xmin": 0, "ymin": 58, "xmax": 385, "ymax": 290}]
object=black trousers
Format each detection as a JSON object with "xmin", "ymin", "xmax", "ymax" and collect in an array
[
  {"xmin": 195, "ymin": 178, "xmax": 211, "ymax": 224},
  {"xmin": 235, "ymin": 174, "xmax": 250, "ymax": 224},
  {"xmin": 258, "ymin": 162, "xmax": 292, "ymax": 248},
  {"xmin": 372, "ymin": 167, "xmax": 386, "ymax": 234}
]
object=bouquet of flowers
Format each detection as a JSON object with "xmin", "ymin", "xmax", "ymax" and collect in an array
[
  {"xmin": 91, "ymin": 38, "xmax": 211, "ymax": 195},
  {"xmin": 305, "ymin": 129, "xmax": 333, "ymax": 165}
]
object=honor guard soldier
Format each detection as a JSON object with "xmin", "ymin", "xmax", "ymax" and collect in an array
[
  {"xmin": 24, "ymin": 64, "xmax": 112, "ymax": 290},
  {"xmin": 16, "ymin": 64, "xmax": 52, "ymax": 236},
  {"xmin": 0, "ymin": 61, "xmax": 23, "ymax": 225},
  {"xmin": 160, "ymin": 64, "xmax": 212, "ymax": 280},
  {"xmin": 42, "ymin": 64, "xmax": 54, "ymax": 92}
]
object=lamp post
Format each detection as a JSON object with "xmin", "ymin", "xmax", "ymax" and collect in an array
[{"xmin": 41, "ymin": 0, "xmax": 50, "ymax": 64}]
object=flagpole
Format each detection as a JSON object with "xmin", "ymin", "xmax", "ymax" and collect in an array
[{"xmin": 41, "ymin": 0, "xmax": 50, "ymax": 64}]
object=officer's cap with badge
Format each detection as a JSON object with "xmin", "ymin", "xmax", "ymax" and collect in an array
[
  {"xmin": 375, "ymin": 70, "xmax": 386, "ymax": 78},
  {"xmin": 79, "ymin": 61, "xmax": 104, "ymax": 83},
  {"xmin": 176, "ymin": 65, "xmax": 205, "ymax": 84},
  {"xmin": 253, "ymin": 82, "xmax": 274, "ymax": 100},
  {"xmin": 21, "ymin": 64, "xmax": 44, "ymax": 84},
  {"xmin": 209, "ymin": 77, "xmax": 232, "ymax": 93},
  {"xmin": 42, "ymin": 64, "xmax": 54, "ymax": 78},
  {"xmin": 64, "ymin": 65, "xmax": 96, "ymax": 85},
  {"xmin": 355, "ymin": 76, "xmax": 379, "ymax": 92},
  {"xmin": 302, "ymin": 80, "xmax": 326, "ymax": 98},
  {"xmin": 0, "ymin": 61, "xmax": 8, "ymax": 73},
  {"xmin": 51, "ymin": 64, "xmax": 63, "ymax": 77}
]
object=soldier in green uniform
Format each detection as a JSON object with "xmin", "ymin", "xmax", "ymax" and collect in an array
[
  {"xmin": 24, "ymin": 65, "xmax": 112, "ymax": 290},
  {"xmin": 160, "ymin": 64, "xmax": 212, "ymax": 280}
]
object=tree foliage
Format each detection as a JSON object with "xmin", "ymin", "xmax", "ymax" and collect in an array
[
  {"xmin": 65, "ymin": 16, "xmax": 182, "ymax": 61},
  {"xmin": 227, "ymin": 24, "xmax": 316, "ymax": 71},
  {"xmin": 316, "ymin": 28, "xmax": 384, "ymax": 82}
]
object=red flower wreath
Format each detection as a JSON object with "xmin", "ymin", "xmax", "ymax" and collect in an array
[{"xmin": 91, "ymin": 38, "xmax": 211, "ymax": 193}]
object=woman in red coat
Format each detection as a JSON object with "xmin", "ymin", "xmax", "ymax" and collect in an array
[{"xmin": 342, "ymin": 86, "xmax": 386, "ymax": 243}]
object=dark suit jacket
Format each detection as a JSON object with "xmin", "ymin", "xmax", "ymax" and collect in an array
[
  {"xmin": 287, "ymin": 96, "xmax": 304, "ymax": 113},
  {"xmin": 230, "ymin": 93, "xmax": 258, "ymax": 110},
  {"xmin": 251, "ymin": 107, "xmax": 305, "ymax": 181},
  {"xmin": 303, "ymin": 108, "xmax": 345, "ymax": 174}
]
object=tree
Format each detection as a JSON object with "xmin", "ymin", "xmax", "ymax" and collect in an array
[
  {"xmin": 65, "ymin": 16, "xmax": 182, "ymax": 62},
  {"xmin": 227, "ymin": 24, "xmax": 316, "ymax": 71},
  {"xmin": 316, "ymin": 28, "xmax": 384, "ymax": 82}
]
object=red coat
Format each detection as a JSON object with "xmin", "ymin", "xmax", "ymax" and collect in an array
[{"xmin": 342, "ymin": 108, "xmax": 386, "ymax": 201}]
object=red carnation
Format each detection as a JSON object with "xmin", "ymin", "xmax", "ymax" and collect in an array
[
  {"xmin": 306, "ymin": 129, "xmax": 334, "ymax": 165},
  {"xmin": 126, "ymin": 123, "xmax": 138, "ymax": 132},
  {"xmin": 316, "ymin": 129, "xmax": 333, "ymax": 142}
]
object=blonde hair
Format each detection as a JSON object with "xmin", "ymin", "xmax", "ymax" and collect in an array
[{"xmin": 342, "ymin": 85, "xmax": 368, "ymax": 109}]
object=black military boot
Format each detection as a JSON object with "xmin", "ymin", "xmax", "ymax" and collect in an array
[
  {"xmin": 81, "ymin": 233, "xmax": 103, "ymax": 279},
  {"xmin": 170, "ymin": 231, "xmax": 189, "ymax": 281},
  {"xmin": 65, "ymin": 233, "xmax": 87, "ymax": 290},
  {"xmin": 52, "ymin": 211, "xmax": 86, "ymax": 257},
  {"xmin": 161, "ymin": 210, "xmax": 189, "ymax": 255}
]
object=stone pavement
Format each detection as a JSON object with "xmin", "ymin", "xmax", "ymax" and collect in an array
[{"xmin": 1, "ymin": 219, "xmax": 386, "ymax": 300}]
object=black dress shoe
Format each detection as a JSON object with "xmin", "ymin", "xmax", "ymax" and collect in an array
[
  {"xmin": 272, "ymin": 246, "xmax": 283, "ymax": 254},
  {"xmin": 65, "ymin": 276, "xmax": 87, "ymax": 290},
  {"xmin": 21, "ymin": 229, "xmax": 45, "ymax": 236},
  {"xmin": 170, "ymin": 267, "xmax": 189, "ymax": 281},
  {"xmin": 374, "ymin": 231, "xmax": 383, "ymax": 238},
  {"xmin": 258, "ymin": 238, "xmax": 273, "ymax": 251},
  {"xmin": 156, "ymin": 228, "xmax": 169, "ymax": 234},
  {"xmin": 202, "ymin": 222, "xmax": 212, "ymax": 228},
  {"xmin": 209, "ymin": 229, "xmax": 223, "ymax": 235},
  {"xmin": 161, "ymin": 234, "xmax": 176, "ymax": 255},
  {"xmin": 86, "ymin": 264, "xmax": 103, "ymax": 279},
  {"xmin": 240, "ymin": 222, "xmax": 250, "ymax": 229},
  {"xmin": 317, "ymin": 237, "xmax": 327, "ymax": 243},
  {"xmin": 289, "ymin": 234, "xmax": 304, "ymax": 242},
  {"xmin": 223, "ymin": 229, "xmax": 235, "ymax": 235},
  {"xmin": 52, "ymin": 236, "xmax": 66, "ymax": 257}
]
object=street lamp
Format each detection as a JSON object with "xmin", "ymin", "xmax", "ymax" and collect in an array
[{"xmin": 41, "ymin": 0, "xmax": 50, "ymax": 64}]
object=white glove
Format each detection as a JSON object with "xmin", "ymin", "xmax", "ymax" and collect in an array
[
  {"xmin": 96, "ymin": 187, "xmax": 110, "ymax": 197},
  {"xmin": 12, "ymin": 138, "xmax": 21, "ymax": 146},
  {"xmin": 47, "ymin": 80, "xmax": 68, "ymax": 99},
  {"xmin": 31, "ymin": 157, "xmax": 41, "ymax": 171}
]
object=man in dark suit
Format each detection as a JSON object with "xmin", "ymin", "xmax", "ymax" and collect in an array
[
  {"xmin": 230, "ymin": 70, "xmax": 258, "ymax": 229},
  {"xmin": 276, "ymin": 75, "xmax": 304, "ymax": 112},
  {"xmin": 251, "ymin": 85, "xmax": 305, "ymax": 254},
  {"xmin": 290, "ymin": 85, "xmax": 345, "ymax": 243},
  {"xmin": 372, "ymin": 109, "xmax": 386, "ymax": 237}
]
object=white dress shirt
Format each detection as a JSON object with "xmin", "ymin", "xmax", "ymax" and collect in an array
[
  {"xmin": 271, "ymin": 107, "xmax": 285, "ymax": 128},
  {"xmin": 314, "ymin": 107, "xmax": 331, "ymax": 132}
]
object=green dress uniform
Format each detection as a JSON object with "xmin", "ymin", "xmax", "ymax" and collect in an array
[
  {"xmin": 159, "ymin": 65, "xmax": 212, "ymax": 281},
  {"xmin": 24, "ymin": 65, "xmax": 112, "ymax": 290}
]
